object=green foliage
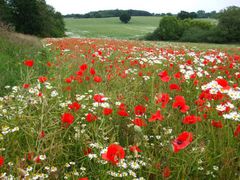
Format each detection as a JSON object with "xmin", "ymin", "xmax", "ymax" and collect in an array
[
  {"xmin": 2, "ymin": 0, "xmax": 65, "ymax": 37},
  {"xmin": 64, "ymin": 9, "xmax": 153, "ymax": 18},
  {"xmin": 9, "ymin": 0, "xmax": 43, "ymax": 35},
  {"xmin": 180, "ymin": 27, "xmax": 211, "ymax": 42},
  {"xmin": 119, "ymin": 13, "xmax": 131, "ymax": 23},
  {"xmin": 146, "ymin": 6, "xmax": 240, "ymax": 43},
  {"xmin": 65, "ymin": 16, "xmax": 160, "ymax": 39},
  {"xmin": 177, "ymin": 11, "xmax": 197, "ymax": 20},
  {"xmin": 152, "ymin": 16, "xmax": 184, "ymax": 41},
  {"xmin": 0, "ymin": 0, "xmax": 10, "ymax": 22},
  {"xmin": 0, "ymin": 32, "xmax": 48, "ymax": 96},
  {"xmin": 217, "ymin": 6, "xmax": 240, "ymax": 42}
]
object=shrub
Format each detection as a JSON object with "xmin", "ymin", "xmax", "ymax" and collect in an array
[
  {"xmin": 180, "ymin": 27, "xmax": 211, "ymax": 42},
  {"xmin": 2, "ymin": 0, "xmax": 65, "ymax": 37},
  {"xmin": 217, "ymin": 6, "xmax": 240, "ymax": 42},
  {"xmin": 119, "ymin": 13, "xmax": 131, "ymax": 23},
  {"xmin": 144, "ymin": 28, "xmax": 161, "ymax": 41},
  {"xmin": 205, "ymin": 27, "xmax": 228, "ymax": 43},
  {"xmin": 145, "ymin": 17, "xmax": 217, "ymax": 42},
  {"xmin": 177, "ymin": 11, "xmax": 197, "ymax": 20},
  {"xmin": 156, "ymin": 16, "xmax": 184, "ymax": 40}
]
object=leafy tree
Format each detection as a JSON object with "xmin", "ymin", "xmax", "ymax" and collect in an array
[
  {"xmin": 0, "ymin": 0, "xmax": 10, "ymax": 22},
  {"xmin": 189, "ymin": 12, "xmax": 197, "ymax": 19},
  {"xmin": 5, "ymin": 0, "xmax": 65, "ymax": 37},
  {"xmin": 8, "ymin": 0, "xmax": 42, "ymax": 35},
  {"xmin": 37, "ymin": 1, "xmax": 65, "ymax": 37},
  {"xmin": 177, "ymin": 11, "xmax": 190, "ymax": 20},
  {"xmin": 119, "ymin": 13, "xmax": 131, "ymax": 23},
  {"xmin": 177, "ymin": 11, "xmax": 197, "ymax": 20},
  {"xmin": 197, "ymin": 10, "xmax": 206, "ymax": 18},
  {"xmin": 157, "ymin": 16, "xmax": 183, "ymax": 40},
  {"xmin": 217, "ymin": 6, "xmax": 240, "ymax": 42}
]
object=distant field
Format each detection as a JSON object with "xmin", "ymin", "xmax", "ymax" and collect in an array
[
  {"xmin": 64, "ymin": 16, "xmax": 161, "ymax": 39},
  {"xmin": 64, "ymin": 16, "xmax": 218, "ymax": 39}
]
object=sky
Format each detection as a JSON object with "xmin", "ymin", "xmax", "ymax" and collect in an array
[{"xmin": 45, "ymin": 0, "xmax": 240, "ymax": 15}]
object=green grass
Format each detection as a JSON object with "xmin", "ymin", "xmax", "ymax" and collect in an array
[
  {"xmin": 0, "ymin": 38, "xmax": 239, "ymax": 179},
  {"xmin": 64, "ymin": 16, "xmax": 218, "ymax": 39},
  {"xmin": 64, "ymin": 16, "xmax": 161, "ymax": 39},
  {"xmin": 0, "ymin": 31, "xmax": 48, "ymax": 96}
]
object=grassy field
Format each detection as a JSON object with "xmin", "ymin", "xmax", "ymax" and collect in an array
[
  {"xmin": 0, "ymin": 37, "xmax": 239, "ymax": 179},
  {"xmin": 0, "ymin": 29, "xmax": 48, "ymax": 95},
  {"xmin": 0, "ymin": 17, "xmax": 239, "ymax": 179},
  {"xmin": 64, "ymin": 16, "xmax": 161, "ymax": 39},
  {"xmin": 64, "ymin": 16, "xmax": 218, "ymax": 39}
]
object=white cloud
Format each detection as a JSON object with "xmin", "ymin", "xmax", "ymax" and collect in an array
[{"xmin": 46, "ymin": 0, "xmax": 240, "ymax": 15}]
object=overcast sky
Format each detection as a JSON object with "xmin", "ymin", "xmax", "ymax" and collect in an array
[{"xmin": 45, "ymin": 0, "xmax": 240, "ymax": 15}]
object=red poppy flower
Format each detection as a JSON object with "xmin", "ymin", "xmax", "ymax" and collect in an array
[
  {"xmin": 169, "ymin": 84, "xmax": 181, "ymax": 91},
  {"xmin": 163, "ymin": 166, "xmax": 171, "ymax": 178},
  {"xmin": 23, "ymin": 59, "xmax": 34, "ymax": 67},
  {"xmin": 102, "ymin": 144, "xmax": 125, "ymax": 165},
  {"xmin": 172, "ymin": 96, "xmax": 189, "ymax": 113},
  {"xmin": 195, "ymin": 98, "xmax": 205, "ymax": 106},
  {"xmin": 47, "ymin": 62, "xmax": 52, "ymax": 67},
  {"xmin": 211, "ymin": 120, "xmax": 223, "ymax": 128},
  {"xmin": 83, "ymin": 147, "xmax": 92, "ymax": 156},
  {"xmin": 23, "ymin": 84, "xmax": 30, "ymax": 89},
  {"xmin": 0, "ymin": 156, "xmax": 4, "ymax": 167},
  {"xmin": 34, "ymin": 156, "xmax": 41, "ymax": 163},
  {"xmin": 129, "ymin": 145, "xmax": 142, "ymax": 153},
  {"xmin": 148, "ymin": 110, "xmax": 164, "ymax": 122},
  {"xmin": 234, "ymin": 124, "xmax": 240, "ymax": 137},
  {"xmin": 86, "ymin": 113, "xmax": 97, "ymax": 122},
  {"xmin": 27, "ymin": 152, "xmax": 34, "ymax": 161},
  {"xmin": 172, "ymin": 131, "xmax": 193, "ymax": 153},
  {"xmin": 80, "ymin": 63, "xmax": 88, "ymax": 71},
  {"xmin": 93, "ymin": 76, "xmax": 102, "ymax": 83},
  {"xmin": 93, "ymin": 94, "xmax": 105, "ymax": 103},
  {"xmin": 182, "ymin": 115, "xmax": 201, "ymax": 124},
  {"xmin": 68, "ymin": 102, "xmax": 81, "ymax": 111},
  {"xmin": 216, "ymin": 78, "xmax": 230, "ymax": 89},
  {"xmin": 134, "ymin": 105, "xmax": 146, "ymax": 116},
  {"xmin": 174, "ymin": 72, "xmax": 181, "ymax": 79},
  {"xmin": 38, "ymin": 76, "xmax": 47, "ymax": 83},
  {"xmin": 39, "ymin": 130, "xmax": 45, "ymax": 138},
  {"xmin": 117, "ymin": 109, "xmax": 129, "ymax": 117},
  {"xmin": 132, "ymin": 118, "xmax": 147, "ymax": 127},
  {"xmin": 103, "ymin": 108, "xmax": 113, "ymax": 115},
  {"xmin": 158, "ymin": 70, "xmax": 170, "ymax": 82},
  {"xmin": 65, "ymin": 77, "xmax": 73, "ymax": 83},
  {"xmin": 90, "ymin": 67, "xmax": 96, "ymax": 75},
  {"xmin": 61, "ymin": 113, "xmax": 74, "ymax": 125},
  {"xmin": 118, "ymin": 103, "xmax": 127, "ymax": 110},
  {"xmin": 78, "ymin": 178, "xmax": 88, "ymax": 180},
  {"xmin": 155, "ymin": 93, "xmax": 169, "ymax": 108}
]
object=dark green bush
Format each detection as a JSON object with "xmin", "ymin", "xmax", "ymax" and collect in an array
[
  {"xmin": 146, "ymin": 17, "xmax": 214, "ymax": 42},
  {"xmin": 119, "ymin": 13, "xmax": 131, "ymax": 23},
  {"xmin": 180, "ymin": 27, "xmax": 210, "ymax": 42},
  {"xmin": 144, "ymin": 28, "xmax": 161, "ymax": 40},
  {"xmin": 217, "ymin": 6, "xmax": 240, "ymax": 42},
  {"xmin": 0, "ymin": 0, "xmax": 65, "ymax": 37},
  {"xmin": 157, "ymin": 16, "xmax": 184, "ymax": 40}
]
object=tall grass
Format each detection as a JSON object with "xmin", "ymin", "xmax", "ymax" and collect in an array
[
  {"xmin": 0, "ymin": 29, "xmax": 48, "ymax": 96},
  {"xmin": 0, "ymin": 38, "xmax": 239, "ymax": 179}
]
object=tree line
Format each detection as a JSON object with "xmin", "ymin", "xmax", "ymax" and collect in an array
[
  {"xmin": 64, "ymin": 9, "xmax": 153, "ymax": 18},
  {"xmin": 0, "ymin": 0, "xmax": 65, "ymax": 37},
  {"xmin": 145, "ymin": 6, "xmax": 240, "ymax": 43},
  {"xmin": 64, "ymin": 9, "xmax": 217, "ymax": 19}
]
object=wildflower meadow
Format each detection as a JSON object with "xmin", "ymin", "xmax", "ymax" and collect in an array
[{"xmin": 0, "ymin": 38, "xmax": 239, "ymax": 179}]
